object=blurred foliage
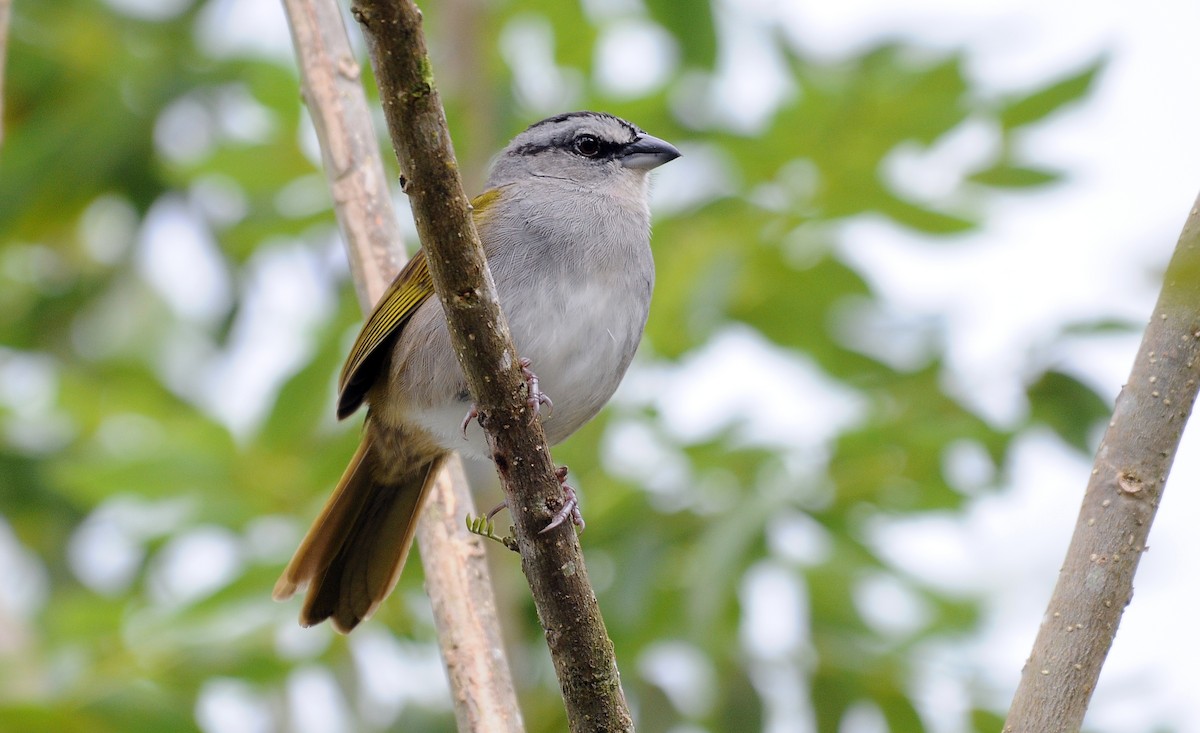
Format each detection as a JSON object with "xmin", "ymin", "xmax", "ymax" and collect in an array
[{"xmin": 0, "ymin": 0, "xmax": 1115, "ymax": 732}]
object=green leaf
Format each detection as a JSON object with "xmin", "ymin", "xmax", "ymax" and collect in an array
[
  {"xmin": 877, "ymin": 692, "xmax": 927, "ymax": 732},
  {"xmin": 685, "ymin": 450, "xmax": 778, "ymax": 636},
  {"xmin": 521, "ymin": 0, "xmax": 597, "ymax": 70},
  {"xmin": 875, "ymin": 194, "xmax": 976, "ymax": 234},
  {"xmin": 968, "ymin": 163, "xmax": 1063, "ymax": 188},
  {"xmin": 0, "ymin": 706, "xmax": 114, "ymax": 733},
  {"xmin": 971, "ymin": 708, "xmax": 1007, "ymax": 732},
  {"xmin": 998, "ymin": 59, "xmax": 1106, "ymax": 129},
  {"xmin": 1060, "ymin": 317, "xmax": 1142, "ymax": 335},
  {"xmin": 644, "ymin": 0, "xmax": 718, "ymax": 69},
  {"xmin": 1027, "ymin": 369, "xmax": 1110, "ymax": 452}
]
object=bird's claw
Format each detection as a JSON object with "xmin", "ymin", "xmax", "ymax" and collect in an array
[
  {"xmin": 483, "ymin": 466, "xmax": 585, "ymax": 534},
  {"xmin": 460, "ymin": 404, "xmax": 479, "ymax": 440},
  {"xmin": 540, "ymin": 466, "xmax": 585, "ymax": 534},
  {"xmin": 520, "ymin": 357, "xmax": 553, "ymax": 421},
  {"xmin": 485, "ymin": 499, "xmax": 507, "ymax": 522},
  {"xmin": 460, "ymin": 358, "xmax": 551, "ymax": 440}
]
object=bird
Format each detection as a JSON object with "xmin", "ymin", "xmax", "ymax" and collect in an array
[{"xmin": 273, "ymin": 111, "xmax": 680, "ymax": 633}]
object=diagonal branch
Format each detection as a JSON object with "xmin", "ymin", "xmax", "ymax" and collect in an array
[
  {"xmin": 1005, "ymin": 193, "xmax": 1200, "ymax": 729},
  {"xmin": 279, "ymin": 2, "xmax": 524, "ymax": 731},
  {"xmin": 348, "ymin": 1, "xmax": 635, "ymax": 730}
]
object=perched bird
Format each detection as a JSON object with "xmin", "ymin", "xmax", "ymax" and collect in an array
[{"xmin": 273, "ymin": 111, "xmax": 680, "ymax": 633}]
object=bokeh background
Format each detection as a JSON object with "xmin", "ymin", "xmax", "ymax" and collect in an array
[{"xmin": 3, "ymin": 0, "xmax": 1200, "ymax": 731}]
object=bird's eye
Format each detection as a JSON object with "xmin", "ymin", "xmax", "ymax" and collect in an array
[{"xmin": 573, "ymin": 135, "xmax": 601, "ymax": 157}]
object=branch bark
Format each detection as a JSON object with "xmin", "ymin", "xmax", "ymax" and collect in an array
[
  {"xmin": 279, "ymin": 2, "xmax": 523, "ymax": 732},
  {"xmin": 348, "ymin": 1, "xmax": 635, "ymax": 731},
  {"xmin": 1005, "ymin": 193, "xmax": 1200, "ymax": 730}
]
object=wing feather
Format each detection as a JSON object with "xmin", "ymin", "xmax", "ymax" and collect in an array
[
  {"xmin": 335, "ymin": 190, "xmax": 501, "ymax": 420},
  {"xmin": 336, "ymin": 250, "xmax": 434, "ymax": 418}
]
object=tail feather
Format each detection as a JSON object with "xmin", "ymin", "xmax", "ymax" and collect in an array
[
  {"xmin": 274, "ymin": 432, "xmax": 446, "ymax": 633},
  {"xmin": 272, "ymin": 438, "xmax": 374, "ymax": 603}
]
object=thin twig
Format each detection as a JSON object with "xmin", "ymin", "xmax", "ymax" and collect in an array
[
  {"xmin": 1005, "ymin": 193, "xmax": 1200, "ymax": 729},
  {"xmin": 348, "ymin": 1, "xmax": 635, "ymax": 730},
  {"xmin": 280, "ymin": 2, "xmax": 524, "ymax": 731}
]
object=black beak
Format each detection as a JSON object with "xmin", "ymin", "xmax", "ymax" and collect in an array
[{"xmin": 618, "ymin": 133, "xmax": 681, "ymax": 170}]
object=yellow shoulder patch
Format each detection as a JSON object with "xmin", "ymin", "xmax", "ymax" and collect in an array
[{"xmin": 470, "ymin": 188, "xmax": 503, "ymax": 220}]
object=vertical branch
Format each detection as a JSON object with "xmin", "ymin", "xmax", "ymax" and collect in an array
[
  {"xmin": 281, "ymin": 0, "xmax": 397, "ymax": 311},
  {"xmin": 348, "ymin": 1, "xmax": 635, "ymax": 730},
  {"xmin": 1005, "ymin": 194, "xmax": 1200, "ymax": 729},
  {"xmin": 279, "ymin": 2, "xmax": 524, "ymax": 732}
]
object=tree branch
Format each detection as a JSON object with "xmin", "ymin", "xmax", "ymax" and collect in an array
[
  {"xmin": 1005, "ymin": 193, "xmax": 1200, "ymax": 729},
  {"xmin": 348, "ymin": 1, "xmax": 635, "ymax": 730},
  {"xmin": 279, "ymin": 2, "xmax": 524, "ymax": 731},
  {"xmin": 281, "ymin": 0, "xmax": 398, "ymax": 312}
]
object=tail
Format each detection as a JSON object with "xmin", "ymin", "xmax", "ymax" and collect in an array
[{"xmin": 273, "ymin": 432, "xmax": 447, "ymax": 633}]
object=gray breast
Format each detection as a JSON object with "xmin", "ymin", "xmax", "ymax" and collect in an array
[{"xmin": 485, "ymin": 186, "xmax": 654, "ymax": 443}]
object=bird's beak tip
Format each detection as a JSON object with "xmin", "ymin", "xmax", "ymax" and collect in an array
[{"xmin": 619, "ymin": 133, "xmax": 681, "ymax": 170}]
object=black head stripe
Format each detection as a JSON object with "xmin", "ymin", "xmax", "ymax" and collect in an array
[
  {"xmin": 511, "ymin": 111, "xmax": 641, "ymax": 159},
  {"xmin": 526, "ymin": 111, "xmax": 638, "ymax": 137}
]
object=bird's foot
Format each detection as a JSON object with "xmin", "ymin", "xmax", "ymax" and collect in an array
[
  {"xmin": 459, "ymin": 358, "xmax": 550, "ymax": 439},
  {"xmin": 540, "ymin": 466, "xmax": 585, "ymax": 534},
  {"xmin": 481, "ymin": 466, "xmax": 584, "ymax": 535},
  {"xmin": 520, "ymin": 357, "xmax": 553, "ymax": 421}
]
